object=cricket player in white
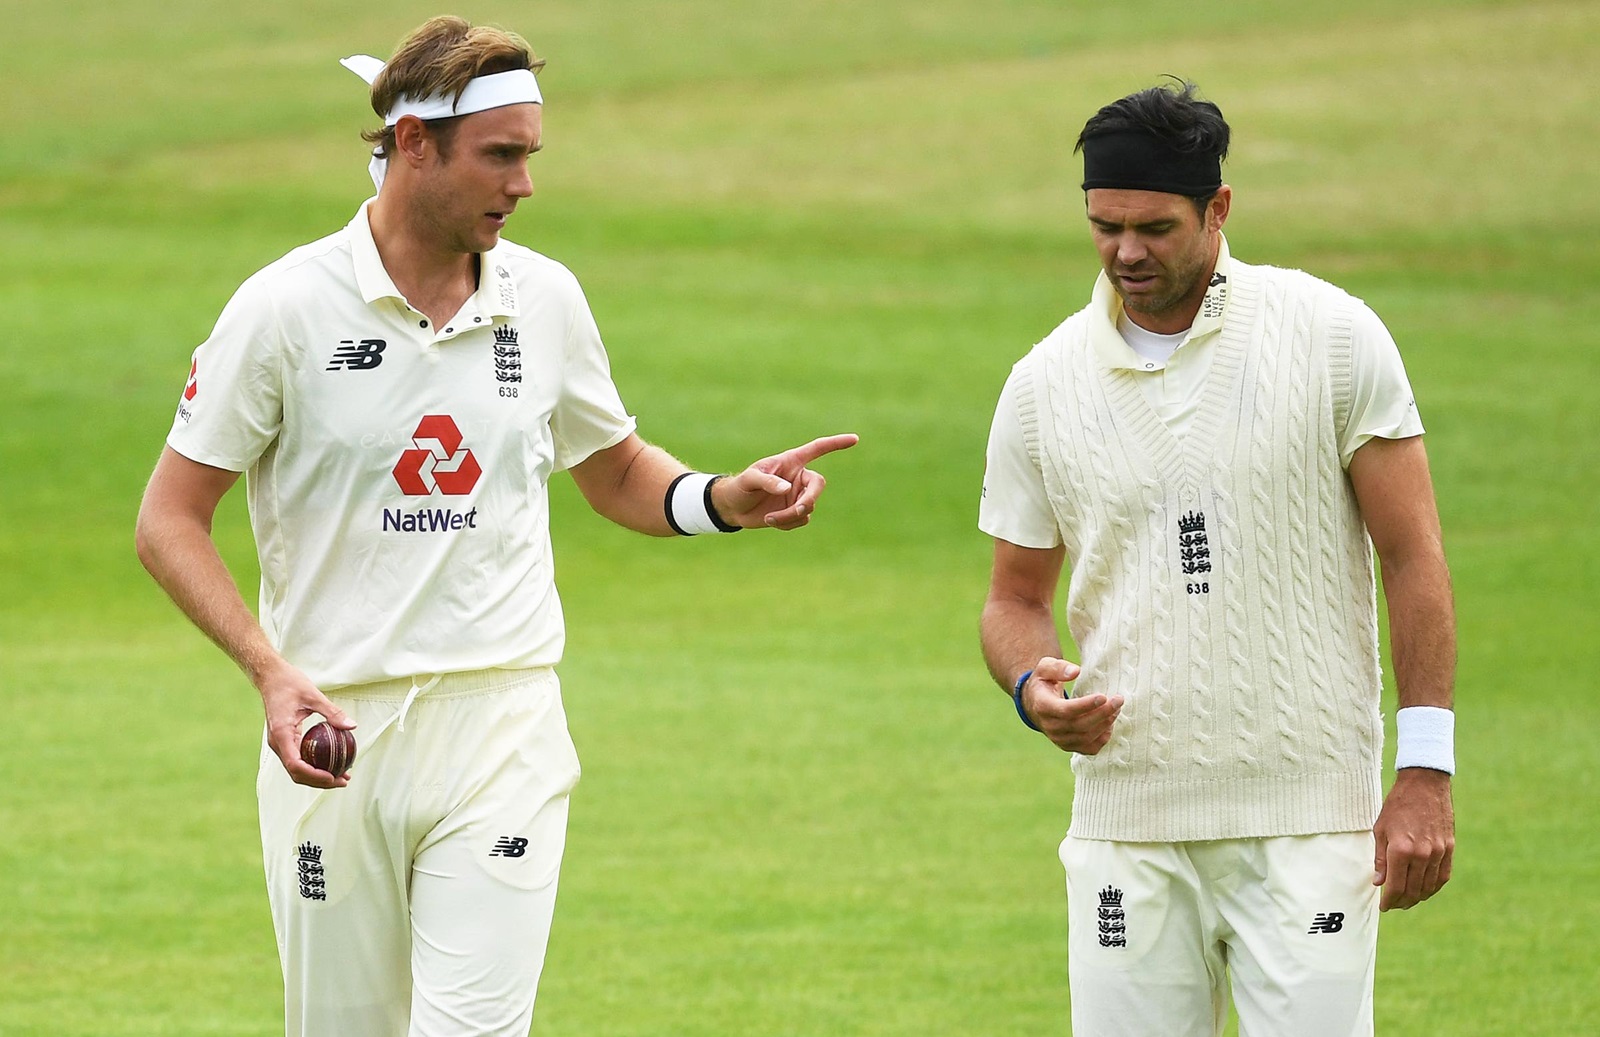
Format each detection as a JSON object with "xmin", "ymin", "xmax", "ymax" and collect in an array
[
  {"xmin": 978, "ymin": 82, "xmax": 1456, "ymax": 1036},
  {"xmin": 135, "ymin": 16, "xmax": 855, "ymax": 1037}
]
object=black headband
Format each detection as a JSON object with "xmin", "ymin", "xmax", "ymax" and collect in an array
[{"xmin": 1080, "ymin": 129, "xmax": 1222, "ymax": 195}]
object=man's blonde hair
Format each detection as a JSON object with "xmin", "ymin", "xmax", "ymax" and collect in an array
[{"xmin": 360, "ymin": 15, "xmax": 544, "ymax": 158}]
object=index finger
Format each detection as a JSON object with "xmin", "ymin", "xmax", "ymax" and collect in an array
[{"xmin": 784, "ymin": 433, "xmax": 859, "ymax": 467}]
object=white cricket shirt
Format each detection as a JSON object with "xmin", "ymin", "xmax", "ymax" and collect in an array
[
  {"xmin": 981, "ymin": 237, "xmax": 1424, "ymax": 549},
  {"xmin": 168, "ymin": 202, "xmax": 636, "ymax": 689}
]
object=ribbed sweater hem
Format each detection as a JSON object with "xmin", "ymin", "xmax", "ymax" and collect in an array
[{"xmin": 1067, "ymin": 767, "xmax": 1383, "ymax": 842}]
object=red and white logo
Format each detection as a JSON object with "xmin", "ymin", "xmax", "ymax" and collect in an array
[
  {"xmin": 183, "ymin": 359, "xmax": 199, "ymax": 401},
  {"xmin": 392, "ymin": 415, "xmax": 482, "ymax": 496}
]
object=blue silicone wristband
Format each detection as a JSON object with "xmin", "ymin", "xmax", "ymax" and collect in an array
[{"xmin": 1012, "ymin": 670, "xmax": 1041, "ymax": 732}]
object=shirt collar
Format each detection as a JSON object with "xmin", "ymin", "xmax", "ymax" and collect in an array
[
  {"xmin": 1088, "ymin": 233, "xmax": 1233, "ymax": 370},
  {"xmin": 348, "ymin": 200, "xmax": 521, "ymax": 318},
  {"xmin": 477, "ymin": 252, "xmax": 521, "ymax": 319}
]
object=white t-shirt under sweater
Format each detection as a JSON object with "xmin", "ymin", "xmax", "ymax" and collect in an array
[
  {"xmin": 168, "ymin": 201, "xmax": 636, "ymax": 690},
  {"xmin": 979, "ymin": 239, "xmax": 1425, "ymax": 842}
]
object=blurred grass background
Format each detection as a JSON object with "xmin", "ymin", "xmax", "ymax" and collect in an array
[{"xmin": 2, "ymin": 1, "xmax": 1597, "ymax": 1034}]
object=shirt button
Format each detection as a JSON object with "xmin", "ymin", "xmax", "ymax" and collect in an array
[
  {"xmin": 445, "ymin": 327, "xmax": 453, "ymax": 333},
  {"xmin": 419, "ymin": 319, "xmax": 428, "ymax": 328},
  {"xmin": 1145, "ymin": 363, "xmax": 1156, "ymax": 369},
  {"xmin": 473, "ymin": 317, "xmax": 483, "ymax": 323}
]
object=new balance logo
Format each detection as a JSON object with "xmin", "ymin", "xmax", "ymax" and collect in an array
[
  {"xmin": 327, "ymin": 339, "xmax": 387, "ymax": 371},
  {"xmin": 1308, "ymin": 912, "xmax": 1345, "ymax": 934},
  {"xmin": 297, "ymin": 841, "xmax": 327, "ymax": 901},
  {"xmin": 490, "ymin": 836, "xmax": 529, "ymax": 858}
]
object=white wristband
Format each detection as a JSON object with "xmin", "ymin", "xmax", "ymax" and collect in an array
[
  {"xmin": 1395, "ymin": 706, "xmax": 1455, "ymax": 774},
  {"xmin": 664, "ymin": 473, "xmax": 740, "ymax": 535}
]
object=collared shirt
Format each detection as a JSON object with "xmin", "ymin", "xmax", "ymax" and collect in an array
[
  {"xmin": 1090, "ymin": 236, "xmax": 1236, "ymax": 433},
  {"xmin": 168, "ymin": 201, "xmax": 636, "ymax": 687},
  {"xmin": 980, "ymin": 237, "xmax": 1423, "ymax": 549}
]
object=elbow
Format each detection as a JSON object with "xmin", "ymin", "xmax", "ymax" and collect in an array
[
  {"xmin": 134, "ymin": 498, "xmax": 173, "ymax": 578},
  {"xmin": 981, "ymin": 594, "xmax": 1053, "ymax": 632},
  {"xmin": 134, "ymin": 511, "xmax": 160, "ymax": 576},
  {"xmin": 1376, "ymin": 537, "xmax": 1451, "ymax": 589}
]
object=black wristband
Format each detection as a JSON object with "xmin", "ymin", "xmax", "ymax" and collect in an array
[
  {"xmin": 703, "ymin": 475, "xmax": 742, "ymax": 533},
  {"xmin": 663, "ymin": 472, "xmax": 696, "ymax": 536}
]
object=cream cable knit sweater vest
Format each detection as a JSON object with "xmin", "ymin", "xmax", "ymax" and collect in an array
[{"xmin": 1020, "ymin": 261, "xmax": 1385, "ymax": 841}]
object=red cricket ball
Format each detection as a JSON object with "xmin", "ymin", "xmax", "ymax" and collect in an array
[{"xmin": 300, "ymin": 721, "xmax": 357, "ymax": 778}]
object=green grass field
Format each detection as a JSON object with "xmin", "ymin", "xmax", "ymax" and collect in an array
[{"xmin": 3, "ymin": 1, "xmax": 1598, "ymax": 1034}]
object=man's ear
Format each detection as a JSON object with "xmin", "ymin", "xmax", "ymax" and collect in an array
[
  {"xmin": 391, "ymin": 115, "xmax": 431, "ymax": 170},
  {"xmin": 1208, "ymin": 184, "xmax": 1232, "ymax": 232}
]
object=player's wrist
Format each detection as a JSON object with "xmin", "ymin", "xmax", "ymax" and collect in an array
[
  {"xmin": 704, "ymin": 474, "xmax": 744, "ymax": 531},
  {"xmin": 241, "ymin": 645, "xmax": 298, "ymax": 690},
  {"xmin": 1395, "ymin": 705, "xmax": 1455, "ymax": 775},
  {"xmin": 1011, "ymin": 670, "xmax": 1042, "ymax": 732},
  {"xmin": 664, "ymin": 472, "xmax": 742, "ymax": 535}
]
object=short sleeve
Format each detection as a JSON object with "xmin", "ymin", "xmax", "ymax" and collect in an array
[
  {"xmin": 550, "ymin": 278, "xmax": 637, "ymax": 472},
  {"xmin": 979, "ymin": 362, "xmax": 1062, "ymax": 549},
  {"xmin": 1339, "ymin": 304, "xmax": 1425, "ymax": 466},
  {"xmin": 165, "ymin": 277, "xmax": 285, "ymax": 472}
]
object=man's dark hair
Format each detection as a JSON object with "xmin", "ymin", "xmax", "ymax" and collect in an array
[{"xmin": 1075, "ymin": 79, "xmax": 1230, "ymax": 217}]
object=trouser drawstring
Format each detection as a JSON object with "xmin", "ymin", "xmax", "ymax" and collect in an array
[{"xmin": 396, "ymin": 674, "xmax": 442, "ymax": 733}]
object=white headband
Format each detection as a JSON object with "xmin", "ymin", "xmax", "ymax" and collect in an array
[{"xmin": 339, "ymin": 54, "xmax": 543, "ymax": 189}]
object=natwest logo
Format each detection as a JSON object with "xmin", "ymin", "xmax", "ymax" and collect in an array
[
  {"xmin": 392, "ymin": 415, "xmax": 482, "ymax": 495},
  {"xmin": 177, "ymin": 358, "xmax": 199, "ymax": 424}
]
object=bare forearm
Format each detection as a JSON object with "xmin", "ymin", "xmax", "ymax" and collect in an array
[
  {"xmin": 1384, "ymin": 551, "xmax": 1456, "ymax": 710},
  {"xmin": 982, "ymin": 540, "xmax": 1067, "ymax": 693},
  {"xmin": 569, "ymin": 435, "xmax": 690, "ymax": 536},
  {"xmin": 135, "ymin": 513, "xmax": 287, "ymax": 684},
  {"xmin": 980, "ymin": 598, "xmax": 1063, "ymax": 694},
  {"xmin": 1373, "ymin": 547, "xmax": 1457, "ymax": 911},
  {"xmin": 137, "ymin": 449, "xmax": 355, "ymax": 788},
  {"xmin": 1348, "ymin": 436, "xmax": 1455, "ymax": 711}
]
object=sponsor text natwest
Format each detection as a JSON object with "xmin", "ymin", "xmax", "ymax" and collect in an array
[{"xmin": 382, "ymin": 507, "xmax": 479, "ymax": 533}]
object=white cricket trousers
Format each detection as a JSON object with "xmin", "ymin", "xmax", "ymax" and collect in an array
[
  {"xmin": 259, "ymin": 667, "xmax": 581, "ymax": 1037},
  {"xmin": 1060, "ymin": 833, "xmax": 1379, "ymax": 1037}
]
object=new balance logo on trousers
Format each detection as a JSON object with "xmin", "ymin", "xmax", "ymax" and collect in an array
[
  {"xmin": 490, "ymin": 836, "xmax": 529, "ymax": 858},
  {"xmin": 1308, "ymin": 911, "xmax": 1346, "ymax": 934}
]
